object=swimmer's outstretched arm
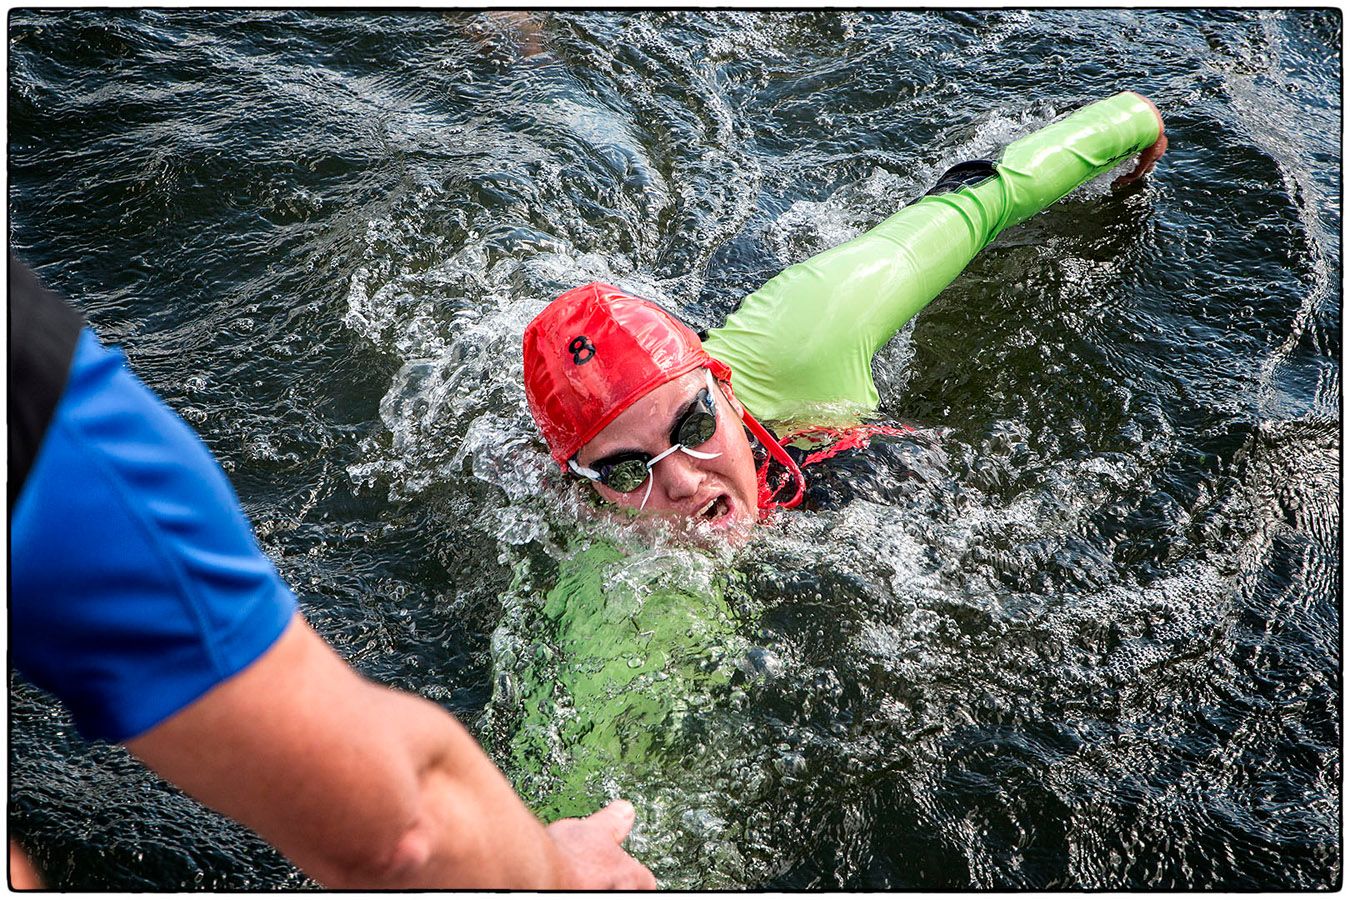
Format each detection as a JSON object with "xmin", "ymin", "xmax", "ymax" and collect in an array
[{"xmin": 704, "ymin": 91, "xmax": 1165, "ymax": 423}]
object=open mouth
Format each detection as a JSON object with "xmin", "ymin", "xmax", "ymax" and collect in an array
[{"xmin": 697, "ymin": 494, "xmax": 731, "ymax": 522}]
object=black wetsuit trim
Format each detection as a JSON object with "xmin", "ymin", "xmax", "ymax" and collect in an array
[
  {"xmin": 8, "ymin": 255, "xmax": 85, "ymax": 512},
  {"xmin": 926, "ymin": 159, "xmax": 1000, "ymax": 196}
]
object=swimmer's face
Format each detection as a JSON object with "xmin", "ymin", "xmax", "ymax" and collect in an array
[{"xmin": 574, "ymin": 369, "xmax": 759, "ymax": 538}]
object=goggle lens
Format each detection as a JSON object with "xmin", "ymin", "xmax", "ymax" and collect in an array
[
  {"xmin": 675, "ymin": 407, "xmax": 717, "ymax": 449},
  {"xmin": 603, "ymin": 459, "xmax": 651, "ymax": 494},
  {"xmin": 570, "ymin": 374, "xmax": 722, "ymax": 495}
]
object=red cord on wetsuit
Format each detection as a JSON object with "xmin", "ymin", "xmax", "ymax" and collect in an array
[{"xmin": 753, "ymin": 422, "xmax": 918, "ymax": 516}]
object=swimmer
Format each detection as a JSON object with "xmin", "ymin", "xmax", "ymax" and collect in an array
[
  {"xmin": 523, "ymin": 92, "xmax": 1167, "ymax": 538},
  {"xmin": 525, "ymin": 291, "xmax": 783, "ymax": 540}
]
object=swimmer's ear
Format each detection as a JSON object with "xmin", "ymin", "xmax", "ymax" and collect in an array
[{"xmin": 716, "ymin": 378, "xmax": 745, "ymax": 416}]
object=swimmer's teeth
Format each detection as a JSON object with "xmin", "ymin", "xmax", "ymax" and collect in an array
[{"xmin": 699, "ymin": 495, "xmax": 728, "ymax": 520}]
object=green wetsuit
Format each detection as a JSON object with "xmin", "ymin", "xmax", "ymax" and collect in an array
[
  {"xmin": 703, "ymin": 91, "xmax": 1161, "ymax": 424},
  {"xmin": 497, "ymin": 92, "xmax": 1162, "ymax": 860},
  {"xmin": 502, "ymin": 543, "xmax": 738, "ymax": 821}
]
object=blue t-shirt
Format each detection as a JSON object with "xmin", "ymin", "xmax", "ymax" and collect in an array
[{"xmin": 11, "ymin": 328, "xmax": 297, "ymax": 744}]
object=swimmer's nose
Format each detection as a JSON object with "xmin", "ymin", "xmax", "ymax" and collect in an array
[{"xmin": 654, "ymin": 449, "xmax": 703, "ymax": 502}]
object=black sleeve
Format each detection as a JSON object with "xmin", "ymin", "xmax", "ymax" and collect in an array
[
  {"xmin": 925, "ymin": 159, "xmax": 1000, "ymax": 196},
  {"xmin": 8, "ymin": 255, "xmax": 85, "ymax": 512}
]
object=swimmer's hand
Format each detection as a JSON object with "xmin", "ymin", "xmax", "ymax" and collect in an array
[
  {"xmin": 547, "ymin": 800, "xmax": 658, "ymax": 889},
  {"xmin": 1114, "ymin": 92, "xmax": 1167, "ymax": 189}
]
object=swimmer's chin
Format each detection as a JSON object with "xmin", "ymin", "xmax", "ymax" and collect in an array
[
  {"xmin": 605, "ymin": 500, "xmax": 756, "ymax": 547},
  {"xmin": 699, "ymin": 496, "xmax": 757, "ymax": 546},
  {"xmin": 689, "ymin": 509, "xmax": 756, "ymax": 548}
]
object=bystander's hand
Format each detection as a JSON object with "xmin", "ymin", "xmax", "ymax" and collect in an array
[{"xmin": 546, "ymin": 801, "xmax": 658, "ymax": 890}]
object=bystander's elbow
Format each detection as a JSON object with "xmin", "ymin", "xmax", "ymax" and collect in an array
[{"xmin": 306, "ymin": 821, "xmax": 438, "ymax": 889}]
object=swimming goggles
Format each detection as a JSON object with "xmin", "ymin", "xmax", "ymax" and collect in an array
[{"xmin": 569, "ymin": 369, "xmax": 723, "ymax": 510}]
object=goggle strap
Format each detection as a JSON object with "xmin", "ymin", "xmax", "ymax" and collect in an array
[
  {"xmin": 646, "ymin": 443, "xmax": 683, "ymax": 468},
  {"xmin": 741, "ymin": 408, "xmax": 805, "ymax": 512},
  {"xmin": 569, "ymin": 458, "xmax": 600, "ymax": 480}
]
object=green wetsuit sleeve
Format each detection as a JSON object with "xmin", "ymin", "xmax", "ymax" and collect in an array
[{"xmin": 702, "ymin": 91, "xmax": 1161, "ymax": 424}]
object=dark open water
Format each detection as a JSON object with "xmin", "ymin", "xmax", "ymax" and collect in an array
[{"xmin": 8, "ymin": 9, "xmax": 1341, "ymax": 890}]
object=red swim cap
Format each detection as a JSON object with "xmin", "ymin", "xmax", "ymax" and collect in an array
[
  {"xmin": 523, "ymin": 281, "xmax": 804, "ymax": 511},
  {"xmin": 523, "ymin": 282, "xmax": 731, "ymax": 469}
]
